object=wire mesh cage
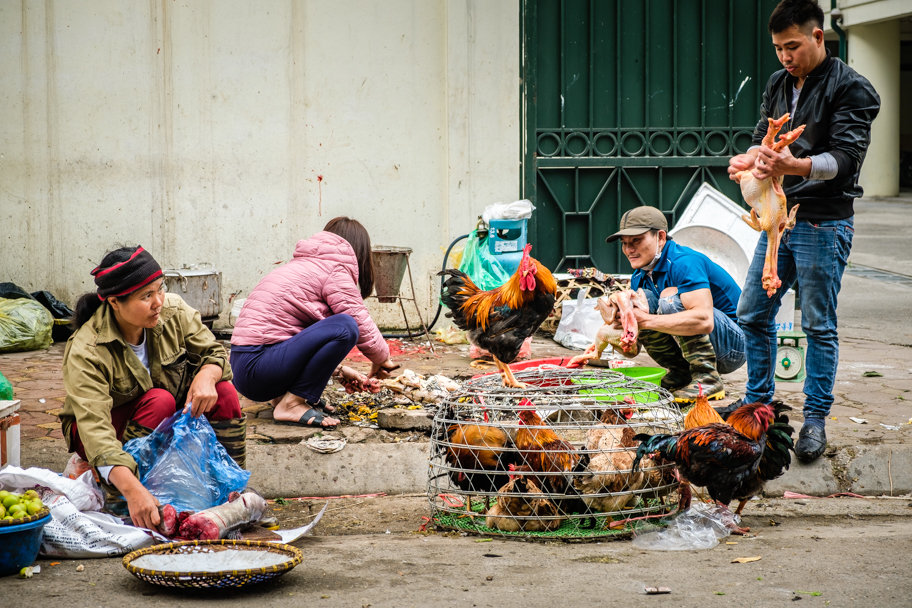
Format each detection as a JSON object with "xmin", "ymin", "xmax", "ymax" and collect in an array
[{"xmin": 428, "ymin": 365, "xmax": 685, "ymax": 540}]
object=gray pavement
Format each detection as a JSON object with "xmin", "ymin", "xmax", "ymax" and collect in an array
[{"xmin": 3, "ymin": 495, "xmax": 911, "ymax": 606}]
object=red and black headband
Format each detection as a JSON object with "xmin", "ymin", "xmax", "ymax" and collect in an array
[{"xmin": 91, "ymin": 246, "xmax": 163, "ymax": 300}]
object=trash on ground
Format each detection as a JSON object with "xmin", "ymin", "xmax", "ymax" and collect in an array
[
  {"xmin": 861, "ymin": 371, "xmax": 884, "ymax": 377},
  {"xmin": 731, "ymin": 556, "xmax": 762, "ymax": 563},
  {"xmin": 18, "ymin": 567, "xmax": 33, "ymax": 578},
  {"xmin": 434, "ymin": 327, "xmax": 469, "ymax": 345},
  {"xmin": 879, "ymin": 423, "xmax": 901, "ymax": 431},
  {"xmin": 632, "ymin": 502, "xmax": 739, "ymax": 551},
  {"xmin": 849, "ymin": 417, "xmax": 868, "ymax": 424},
  {"xmin": 381, "ymin": 369, "xmax": 459, "ymax": 404},
  {"xmin": 304, "ymin": 433, "xmax": 348, "ymax": 453},
  {"xmin": 645, "ymin": 587, "xmax": 671, "ymax": 595},
  {"xmin": 75, "ymin": 564, "xmax": 84, "ymax": 572}
]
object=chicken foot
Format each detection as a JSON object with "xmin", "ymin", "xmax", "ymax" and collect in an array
[{"xmin": 494, "ymin": 356, "xmax": 527, "ymax": 389}]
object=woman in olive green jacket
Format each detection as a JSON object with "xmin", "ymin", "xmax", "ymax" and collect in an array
[{"xmin": 61, "ymin": 246, "xmax": 245, "ymax": 531}]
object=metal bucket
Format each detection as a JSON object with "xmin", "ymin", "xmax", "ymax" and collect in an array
[{"xmin": 372, "ymin": 246, "xmax": 412, "ymax": 303}]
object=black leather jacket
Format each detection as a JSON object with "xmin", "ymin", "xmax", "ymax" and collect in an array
[{"xmin": 752, "ymin": 50, "xmax": 880, "ymax": 222}]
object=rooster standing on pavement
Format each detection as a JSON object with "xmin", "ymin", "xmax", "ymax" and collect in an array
[
  {"xmin": 632, "ymin": 401, "xmax": 793, "ymax": 534},
  {"xmin": 439, "ymin": 244, "xmax": 557, "ymax": 388}
]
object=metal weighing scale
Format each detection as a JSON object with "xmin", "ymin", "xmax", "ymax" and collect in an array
[{"xmin": 775, "ymin": 330, "xmax": 807, "ymax": 382}]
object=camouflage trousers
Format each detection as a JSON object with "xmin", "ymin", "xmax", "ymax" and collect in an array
[{"xmin": 639, "ymin": 290, "xmax": 744, "ymax": 401}]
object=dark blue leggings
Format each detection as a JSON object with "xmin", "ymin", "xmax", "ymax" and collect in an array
[{"xmin": 230, "ymin": 314, "xmax": 360, "ymax": 403}]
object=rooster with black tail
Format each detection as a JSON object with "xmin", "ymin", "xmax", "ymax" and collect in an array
[
  {"xmin": 632, "ymin": 400, "xmax": 794, "ymax": 534},
  {"xmin": 438, "ymin": 244, "xmax": 557, "ymax": 388}
]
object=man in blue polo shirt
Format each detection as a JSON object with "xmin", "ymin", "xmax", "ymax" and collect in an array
[{"xmin": 605, "ymin": 206, "xmax": 746, "ymax": 403}]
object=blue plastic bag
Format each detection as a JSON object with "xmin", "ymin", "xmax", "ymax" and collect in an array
[{"xmin": 124, "ymin": 410, "xmax": 250, "ymax": 513}]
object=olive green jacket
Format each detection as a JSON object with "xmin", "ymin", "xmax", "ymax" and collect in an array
[{"xmin": 60, "ymin": 293, "xmax": 231, "ymax": 475}]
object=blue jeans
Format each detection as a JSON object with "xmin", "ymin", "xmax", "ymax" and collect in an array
[
  {"xmin": 230, "ymin": 315, "xmax": 360, "ymax": 403},
  {"xmin": 737, "ymin": 218, "xmax": 854, "ymax": 419},
  {"xmin": 644, "ymin": 290, "xmax": 746, "ymax": 375}
]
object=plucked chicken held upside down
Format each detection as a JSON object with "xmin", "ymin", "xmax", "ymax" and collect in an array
[
  {"xmin": 735, "ymin": 113, "xmax": 806, "ymax": 297},
  {"xmin": 439, "ymin": 244, "xmax": 557, "ymax": 388}
]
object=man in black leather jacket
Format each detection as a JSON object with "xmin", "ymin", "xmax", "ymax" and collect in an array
[{"xmin": 724, "ymin": 0, "xmax": 880, "ymax": 462}]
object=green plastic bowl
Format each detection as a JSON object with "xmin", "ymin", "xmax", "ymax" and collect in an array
[
  {"xmin": 614, "ymin": 366, "xmax": 666, "ymax": 386},
  {"xmin": 571, "ymin": 371, "xmax": 665, "ymax": 404}
]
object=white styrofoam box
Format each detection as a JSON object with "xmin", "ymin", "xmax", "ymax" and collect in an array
[
  {"xmin": 775, "ymin": 289, "xmax": 796, "ymax": 332},
  {"xmin": 668, "ymin": 183, "xmax": 761, "ymax": 288},
  {"xmin": 1, "ymin": 400, "xmax": 21, "ymax": 469}
]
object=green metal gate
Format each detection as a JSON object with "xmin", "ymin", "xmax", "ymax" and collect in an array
[{"xmin": 521, "ymin": 0, "xmax": 784, "ymax": 273}]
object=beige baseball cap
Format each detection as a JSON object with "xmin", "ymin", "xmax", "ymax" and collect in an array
[{"xmin": 605, "ymin": 206, "xmax": 670, "ymax": 243}]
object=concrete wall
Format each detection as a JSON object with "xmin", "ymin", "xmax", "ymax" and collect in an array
[{"xmin": 0, "ymin": 0, "xmax": 520, "ymax": 328}]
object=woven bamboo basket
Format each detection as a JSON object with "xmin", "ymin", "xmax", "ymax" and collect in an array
[
  {"xmin": 0, "ymin": 507, "xmax": 50, "ymax": 527},
  {"xmin": 123, "ymin": 540, "xmax": 302, "ymax": 588}
]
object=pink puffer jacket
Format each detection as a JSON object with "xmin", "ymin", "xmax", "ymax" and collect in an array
[{"xmin": 231, "ymin": 232, "xmax": 390, "ymax": 364}]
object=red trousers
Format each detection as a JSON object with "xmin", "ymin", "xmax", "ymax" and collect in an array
[{"xmin": 71, "ymin": 382, "xmax": 242, "ymax": 460}]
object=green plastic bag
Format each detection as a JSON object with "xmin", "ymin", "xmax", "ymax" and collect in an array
[
  {"xmin": 0, "ymin": 369, "xmax": 12, "ymax": 400},
  {"xmin": 458, "ymin": 229, "xmax": 512, "ymax": 291},
  {"xmin": 0, "ymin": 297, "xmax": 54, "ymax": 353}
]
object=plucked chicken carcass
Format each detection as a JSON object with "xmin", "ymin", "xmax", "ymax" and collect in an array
[
  {"xmin": 735, "ymin": 113, "xmax": 806, "ymax": 297},
  {"xmin": 439, "ymin": 244, "xmax": 557, "ymax": 388},
  {"xmin": 569, "ymin": 288, "xmax": 649, "ymax": 367}
]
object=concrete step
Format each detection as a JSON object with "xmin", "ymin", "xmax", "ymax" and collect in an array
[{"xmin": 247, "ymin": 440, "xmax": 912, "ymax": 499}]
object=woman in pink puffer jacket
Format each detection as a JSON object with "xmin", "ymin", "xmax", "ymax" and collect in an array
[{"xmin": 230, "ymin": 217, "xmax": 396, "ymax": 427}]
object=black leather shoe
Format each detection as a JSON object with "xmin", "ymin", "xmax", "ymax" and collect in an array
[
  {"xmin": 795, "ymin": 424, "xmax": 827, "ymax": 463},
  {"xmin": 713, "ymin": 398, "xmax": 744, "ymax": 421}
]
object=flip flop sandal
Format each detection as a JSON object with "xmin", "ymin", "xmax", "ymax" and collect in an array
[
  {"xmin": 305, "ymin": 397, "xmax": 336, "ymax": 414},
  {"xmin": 275, "ymin": 407, "xmax": 339, "ymax": 428}
]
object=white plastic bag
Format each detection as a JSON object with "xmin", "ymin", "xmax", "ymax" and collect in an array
[
  {"xmin": 0, "ymin": 466, "xmax": 160, "ymax": 558},
  {"xmin": 481, "ymin": 200, "xmax": 536, "ymax": 224},
  {"xmin": 631, "ymin": 501, "xmax": 739, "ymax": 551},
  {"xmin": 553, "ymin": 289, "xmax": 605, "ymax": 350}
]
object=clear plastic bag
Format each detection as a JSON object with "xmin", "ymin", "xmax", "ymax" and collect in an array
[
  {"xmin": 0, "ymin": 297, "xmax": 53, "ymax": 353},
  {"xmin": 631, "ymin": 501, "xmax": 739, "ymax": 551},
  {"xmin": 458, "ymin": 229, "xmax": 512, "ymax": 291},
  {"xmin": 553, "ymin": 289, "xmax": 605, "ymax": 350},
  {"xmin": 124, "ymin": 410, "xmax": 250, "ymax": 513},
  {"xmin": 481, "ymin": 199, "xmax": 536, "ymax": 224}
]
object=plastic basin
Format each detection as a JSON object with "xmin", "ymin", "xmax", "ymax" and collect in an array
[
  {"xmin": 614, "ymin": 366, "xmax": 666, "ymax": 386},
  {"xmin": 572, "ymin": 372, "xmax": 665, "ymax": 404},
  {"xmin": 0, "ymin": 512, "xmax": 51, "ymax": 577}
]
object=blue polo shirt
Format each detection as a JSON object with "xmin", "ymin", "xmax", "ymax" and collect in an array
[{"xmin": 630, "ymin": 240, "xmax": 740, "ymax": 321}]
